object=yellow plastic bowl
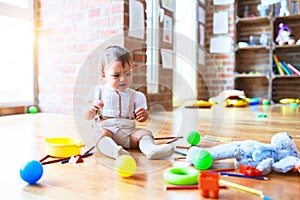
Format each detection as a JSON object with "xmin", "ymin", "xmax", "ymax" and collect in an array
[{"xmin": 44, "ymin": 137, "xmax": 85, "ymax": 158}]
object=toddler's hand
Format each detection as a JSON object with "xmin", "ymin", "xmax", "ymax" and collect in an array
[
  {"xmin": 135, "ymin": 108, "xmax": 148, "ymax": 122},
  {"xmin": 90, "ymin": 100, "xmax": 104, "ymax": 112}
]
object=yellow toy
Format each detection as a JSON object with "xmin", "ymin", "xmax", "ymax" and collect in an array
[
  {"xmin": 185, "ymin": 90, "xmax": 250, "ymax": 108},
  {"xmin": 114, "ymin": 155, "xmax": 136, "ymax": 177},
  {"xmin": 279, "ymin": 98, "xmax": 300, "ymax": 104},
  {"xmin": 185, "ymin": 100, "xmax": 212, "ymax": 108},
  {"xmin": 209, "ymin": 90, "xmax": 249, "ymax": 107},
  {"xmin": 225, "ymin": 98, "xmax": 249, "ymax": 107}
]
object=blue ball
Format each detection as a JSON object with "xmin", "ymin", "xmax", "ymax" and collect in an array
[{"xmin": 20, "ymin": 160, "xmax": 43, "ymax": 184}]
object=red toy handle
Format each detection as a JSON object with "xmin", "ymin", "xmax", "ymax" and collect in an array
[{"xmin": 239, "ymin": 164, "xmax": 262, "ymax": 177}]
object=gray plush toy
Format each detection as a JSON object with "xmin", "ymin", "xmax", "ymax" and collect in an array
[{"xmin": 187, "ymin": 132, "xmax": 300, "ymax": 175}]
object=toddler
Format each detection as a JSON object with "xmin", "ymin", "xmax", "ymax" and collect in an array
[{"xmin": 85, "ymin": 46, "xmax": 174, "ymax": 159}]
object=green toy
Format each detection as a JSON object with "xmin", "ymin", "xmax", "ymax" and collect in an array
[
  {"xmin": 192, "ymin": 149, "xmax": 213, "ymax": 170},
  {"xmin": 28, "ymin": 105, "xmax": 38, "ymax": 114},
  {"xmin": 187, "ymin": 131, "xmax": 201, "ymax": 146},
  {"xmin": 163, "ymin": 167, "xmax": 199, "ymax": 185}
]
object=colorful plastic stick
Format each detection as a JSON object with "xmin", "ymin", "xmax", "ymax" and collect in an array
[
  {"xmin": 219, "ymin": 180, "xmax": 272, "ymax": 200},
  {"xmin": 218, "ymin": 172, "xmax": 268, "ymax": 180},
  {"xmin": 203, "ymin": 135, "xmax": 233, "ymax": 142}
]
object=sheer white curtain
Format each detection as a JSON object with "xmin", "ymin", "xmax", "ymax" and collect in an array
[
  {"xmin": 173, "ymin": 0, "xmax": 197, "ymax": 104},
  {"xmin": 0, "ymin": 1, "xmax": 34, "ymax": 106},
  {"xmin": 146, "ymin": 0, "xmax": 160, "ymax": 94}
]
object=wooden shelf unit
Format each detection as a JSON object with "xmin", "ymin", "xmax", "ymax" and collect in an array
[
  {"xmin": 235, "ymin": 76, "xmax": 270, "ymax": 99},
  {"xmin": 272, "ymin": 77, "xmax": 300, "ymax": 102},
  {"xmin": 234, "ymin": 0, "xmax": 300, "ymax": 103}
]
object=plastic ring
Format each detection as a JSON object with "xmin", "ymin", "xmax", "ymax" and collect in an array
[{"xmin": 163, "ymin": 167, "xmax": 199, "ymax": 185}]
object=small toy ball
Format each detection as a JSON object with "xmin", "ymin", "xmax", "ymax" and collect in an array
[
  {"xmin": 262, "ymin": 99, "xmax": 270, "ymax": 105},
  {"xmin": 28, "ymin": 105, "xmax": 38, "ymax": 114},
  {"xmin": 192, "ymin": 150, "xmax": 213, "ymax": 170},
  {"xmin": 187, "ymin": 131, "xmax": 201, "ymax": 146},
  {"xmin": 114, "ymin": 155, "xmax": 136, "ymax": 177},
  {"xmin": 290, "ymin": 103, "xmax": 298, "ymax": 108},
  {"xmin": 20, "ymin": 160, "xmax": 43, "ymax": 184}
]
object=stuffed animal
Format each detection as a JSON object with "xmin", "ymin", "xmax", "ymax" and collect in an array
[
  {"xmin": 279, "ymin": 0, "xmax": 290, "ymax": 16},
  {"xmin": 186, "ymin": 132, "xmax": 300, "ymax": 175},
  {"xmin": 257, "ymin": 4, "xmax": 270, "ymax": 17},
  {"xmin": 276, "ymin": 23, "xmax": 296, "ymax": 45}
]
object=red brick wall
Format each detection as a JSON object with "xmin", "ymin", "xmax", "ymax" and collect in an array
[
  {"xmin": 37, "ymin": 0, "xmax": 232, "ymax": 114},
  {"xmin": 197, "ymin": 0, "xmax": 235, "ymax": 100},
  {"xmin": 37, "ymin": 0, "xmax": 148, "ymax": 114}
]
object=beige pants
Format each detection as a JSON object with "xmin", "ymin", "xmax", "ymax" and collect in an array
[{"xmin": 93, "ymin": 118, "xmax": 136, "ymax": 148}]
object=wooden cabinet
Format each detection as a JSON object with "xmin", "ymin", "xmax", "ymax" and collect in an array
[
  {"xmin": 272, "ymin": 14, "xmax": 300, "ymax": 102},
  {"xmin": 234, "ymin": 0, "xmax": 300, "ymax": 103}
]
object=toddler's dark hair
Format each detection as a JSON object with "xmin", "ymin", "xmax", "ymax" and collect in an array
[{"xmin": 100, "ymin": 46, "xmax": 133, "ymax": 74}]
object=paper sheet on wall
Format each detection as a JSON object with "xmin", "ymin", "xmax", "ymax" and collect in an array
[
  {"xmin": 128, "ymin": 0, "xmax": 145, "ymax": 39},
  {"xmin": 161, "ymin": 0, "xmax": 175, "ymax": 12},
  {"xmin": 161, "ymin": 49, "xmax": 173, "ymax": 69},
  {"xmin": 213, "ymin": 11, "xmax": 228, "ymax": 34},
  {"xmin": 213, "ymin": 0, "xmax": 234, "ymax": 5},
  {"xmin": 209, "ymin": 37, "xmax": 232, "ymax": 53},
  {"xmin": 163, "ymin": 15, "xmax": 173, "ymax": 44}
]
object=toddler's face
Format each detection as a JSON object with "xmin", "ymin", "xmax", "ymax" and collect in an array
[{"xmin": 103, "ymin": 61, "xmax": 132, "ymax": 91}]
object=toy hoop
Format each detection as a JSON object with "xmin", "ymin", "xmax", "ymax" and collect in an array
[{"xmin": 163, "ymin": 167, "xmax": 199, "ymax": 185}]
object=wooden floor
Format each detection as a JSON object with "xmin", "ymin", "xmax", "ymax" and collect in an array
[{"xmin": 1, "ymin": 105, "xmax": 299, "ymax": 199}]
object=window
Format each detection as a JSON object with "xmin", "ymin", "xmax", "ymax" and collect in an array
[
  {"xmin": 0, "ymin": 1, "xmax": 34, "ymax": 106},
  {"xmin": 145, "ymin": 0, "xmax": 159, "ymax": 94},
  {"xmin": 145, "ymin": 0, "xmax": 197, "ymax": 99},
  {"xmin": 173, "ymin": 0, "xmax": 197, "ymax": 102}
]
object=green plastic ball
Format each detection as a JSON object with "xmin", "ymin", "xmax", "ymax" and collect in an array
[
  {"xmin": 192, "ymin": 150, "xmax": 213, "ymax": 170},
  {"xmin": 187, "ymin": 131, "xmax": 200, "ymax": 146},
  {"xmin": 262, "ymin": 99, "xmax": 270, "ymax": 105},
  {"xmin": 28, "ymin": 105, "xmax": 38, "ymax": 114}
]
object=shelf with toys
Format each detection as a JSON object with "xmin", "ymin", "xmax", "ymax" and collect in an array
[
  {"xmin": 273, "ymin": 14, "xmax": 300, "ymax": 74},
  {"xmin": 272, "ymin": 46, "xmax": 300, "ymax": 77},
  {"xmin": 272, "ymin": 13, "xmax": 300, "ymax": 102},
  {"xmin": 234, "ymin": 48, "xmax": 271, "ymax": 76},
  {"xmin": 234, "ymin": 0, "xmax": 300, "ymax": 103}
]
